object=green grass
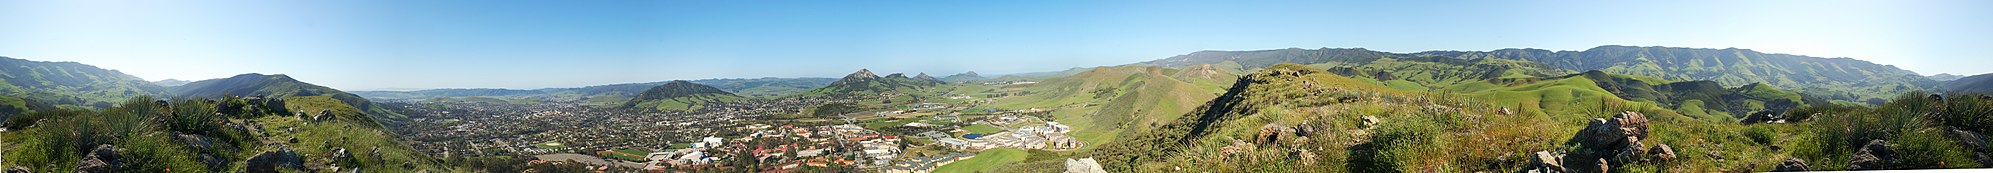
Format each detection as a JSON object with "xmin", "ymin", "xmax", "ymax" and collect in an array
[{"xmin": 935, "ymin": 148, "xmax": 1030, "ymax": 173}]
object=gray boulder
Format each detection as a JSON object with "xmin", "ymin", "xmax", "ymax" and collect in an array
[
  {"xmin": 247, "ymin": 147, "xmax": 305, "ymax": 173},
  {"xmin": 1581, "ymin": 112, "xmax": 1649, "ymax": 150},
  {"xmin": 76, "ymin": 144, "xmax": 121, "ymax": 173},
  {"xmin": 1773, "ymin": 158, "xmax": 1809, "ymax": 172},
  {"xmin": 1847, "ymin": 139, "xmax": 1893, "ymax": 170}
]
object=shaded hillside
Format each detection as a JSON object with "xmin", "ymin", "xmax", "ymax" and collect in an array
[
  {"xmin": 1941, "ymin": 73, "xmax": 1993, "ymax": 95},
  {"xmin": 689, "ymin": 77, "xmax": 838, "ymax": 97},
  {"xmin": 1562, "ymin": 70, "xmax": 1830, "ymax": 119},
  {"xmin": 0, "ymin": 56, "xmax": 165, "ymax": 110},
  {"xmin": 622, "ymin": 80, "xmax": 746, "ymax": 111}
]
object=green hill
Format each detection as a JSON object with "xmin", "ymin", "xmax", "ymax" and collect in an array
[
  {"xmin": 168, "ymin": 73, "xmax": 407, "ymax": 121},
  {"xmin": 1557, "ymin": 70, "xmax": 1830, "ymax": 119},
  {"xmin": 801, "ymin": 69, "xmax": 940, "ymax": 98},
  {"xmin": 0, "ymin": 56, "xmax": 166, "ymax": 112},
  {"xmin": 622, "ymin": 80, "xmax": 747, "ymax": 111},
  {"xmin": 990, "ymin": 65, "xmax": 1236, "ymax": 150},
  {"xmin": 1, "ymin": 95, "xmax": 449, "ymax": 172}
]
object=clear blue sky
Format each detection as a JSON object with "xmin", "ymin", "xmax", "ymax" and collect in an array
[{"xmin": 2, "ymin": 0, "xmax": 1988, "ymax": 90}]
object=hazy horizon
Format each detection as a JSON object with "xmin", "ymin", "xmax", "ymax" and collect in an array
[{"xmin": 4, "ymin": 0, "xmax": 1988, "ymax": 90}]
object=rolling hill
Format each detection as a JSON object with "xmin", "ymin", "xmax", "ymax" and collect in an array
[
  {"xmin": 168, "ymin": 73, "xmax": 407, "ymax": 121},
  {"xmin": 0, "ymin": 56, "xmax": 166, "ymax": 111},
  {"xmin": 622, "ymin": 80, "xmax": 747, "ymax": 111},
  {"xmin": 988, "ymin": 65, "xmax": 1237, "ymax": 151}
]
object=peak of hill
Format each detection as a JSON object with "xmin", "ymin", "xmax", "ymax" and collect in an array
[
  {"xmin": 170, "ymin": 73, "xmax": 408, "ymax": 121},
  {"xmin": 622, "ymin": 80, "xmax": 745, "ymax": 111},
  {"xmin": 941, "ymin": 71, "xmax": 985, "ymax": 83},
  {"xmin": 845, "ymin": 69, "xmax": 880, "ymax": 80},
  {"xmin": 914, "ymin": 72, "xmax": 941, "ymax": 81},
  {"xmin": 806, "ymin": 69, "xmax": 939, "ymax": 97}
]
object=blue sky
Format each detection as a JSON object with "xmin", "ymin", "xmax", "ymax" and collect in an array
[{"xmin": 2, "ymin": 0, "xmax": 1988, "ymax": 90}]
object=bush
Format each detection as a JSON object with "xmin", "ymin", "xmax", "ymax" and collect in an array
[{"xmin": 1743, "ymin": 125, "xmax": 1777, "ymax": 145}]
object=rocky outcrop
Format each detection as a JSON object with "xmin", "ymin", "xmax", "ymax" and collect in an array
[
  {"xmin": 247, "ymin": 147, "xmax": 305, "ymax": 173},
  {"xmin": 1610, "ymin": 137, "xmax": 1647, "ymax": 163},
  {"xmin": 1949, "ymin": 126, "xmax": 1986, "ymax": 149},
  {"xmin": 1847, "ymin": 139, "xmax": 1894, "ymax": 170},
  {"xmin": 312, "ymin": 110, "xmax": 336, "ymax": 122},
  {"xmin": 1552, "ymin": 111, "xmax": 1674, "ymax": 172},
  {"xmin": 1581, "ymin": 112, "xmax": 1649, "ymax": 149},
  {"xmin": 1773, "ymin": 158, "xmax": 1809, "ymax": 172},
  {"xmin": 1255, "ymin": 124, "xmax": 1294, "ymax": 145},
  {"xmin": 76, "ymin": 144, "xmax": 123, "ymax": 173}
]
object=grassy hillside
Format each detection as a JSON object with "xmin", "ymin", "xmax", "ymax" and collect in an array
[
  {"xmin": 0, "ymin": 56, "xmax": 166, "ymax": 110},
  {"xmin": 1090, "ymin": 63, "xmax": 1806, "ymax": 172},
  {"xmin": 1, "ymin": 96, "xmax": 447, "ymax": 172},
  {"xmin": 988, "ymin": 66, "xmax": 1234, "ymax": 150},
  {"xmin": 169, "ymin": 73, "xmax": 408, "ymax": 121}
]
